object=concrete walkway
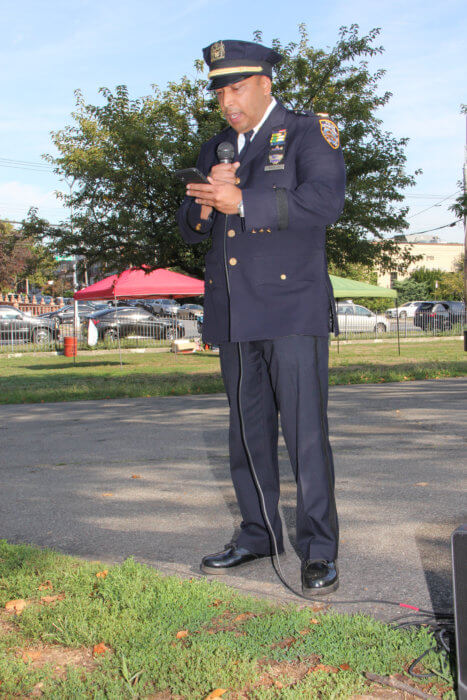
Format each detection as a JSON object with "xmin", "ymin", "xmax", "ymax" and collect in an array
[{"xmin": 1, "ymin": 378, "xmax": 465, "ymax": 621}]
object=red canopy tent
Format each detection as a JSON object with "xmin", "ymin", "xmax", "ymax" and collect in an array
[{"xmin": 74, "ymin": 267, "xmax": 204, "ymax": 301}]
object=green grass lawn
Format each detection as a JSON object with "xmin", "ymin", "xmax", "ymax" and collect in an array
[
  {"xmin": 0, "ymin": 541, "xmax": 455, "ymax": 699},
  {"xmin": 0, "ymin": 339, "xmax": 465, "ymax": 404}
]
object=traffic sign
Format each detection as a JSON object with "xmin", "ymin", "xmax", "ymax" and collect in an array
[{"xmin": 54, "ymin": 255, "xmax": 75, "ymax": 262}]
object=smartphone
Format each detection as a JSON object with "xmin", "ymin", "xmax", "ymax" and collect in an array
[{"xmin": 174, "ymin": 167, "xmax": 209, "ymax": 185}]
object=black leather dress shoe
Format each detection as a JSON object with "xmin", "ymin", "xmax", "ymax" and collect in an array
[
  {"xmin": 201, "ymin": 544, "xmax": 270, "ymax": 574},
  {"xmin": 301, "ymin": 560, "xmax": 339, "ymax": 596}
]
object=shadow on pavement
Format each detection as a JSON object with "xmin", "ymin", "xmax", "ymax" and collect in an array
[{"xmin": 0, "ymin": 378, "xmax": 465, "ymax": 620}]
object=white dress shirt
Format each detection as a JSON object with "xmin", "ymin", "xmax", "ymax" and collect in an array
[{"xmin": 237, "ymin": 97, "xmax": 277, "ymax": 154}]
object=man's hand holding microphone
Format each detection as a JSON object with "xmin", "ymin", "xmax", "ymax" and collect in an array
[{"xmin": 186, "ymin": 143, "xmax": 243, "ymax": 219}]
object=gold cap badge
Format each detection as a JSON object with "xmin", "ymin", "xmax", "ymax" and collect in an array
[{"xmin": 211, "ymin": 41, "xmax": 225, "ymax": 62}]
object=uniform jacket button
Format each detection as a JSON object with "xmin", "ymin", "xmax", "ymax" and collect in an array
[
  {"xmin": 229, "ymin": 257, "xmax": 237, "ymax": 266},
  {"xmin": 280, "ymin": 274, "xmax": 287, "ymax": 280},
  {"xmin": 227, "ymin": 229, "xmax": 236, "ymax": 238}
]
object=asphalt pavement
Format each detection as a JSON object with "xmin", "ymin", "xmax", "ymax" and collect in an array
[{"xmin": 0, "ymin": 377, "xmax": 466, "ymax": 621}]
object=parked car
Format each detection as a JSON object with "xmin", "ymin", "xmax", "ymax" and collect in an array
[
  {"xmin": 0, "ymin": 305, "xmax": 59, "ymax": 344},
  {"xmin": 143, "ymin": 299, "xmax": 181, "ymax": 316},
  {"xmin": 385, "ymin": 301, "xmax": 425, "ymax": 319},
  {"xmin": 84, "ymin": 306, "xmax": 185, "ymax": 341},
  {"xmin": 442, "ymin": 300, "xmax": 466, "ymax": 324},
  {"xmin": 177, "ymin": 304, "xmax": 204, "ymax": 320},
  {"xmin": 413, "ymin": 301, "xmax": 460, "ymax": 331},
  {"xmin": 105, "ymin": 299, "xmax": 144, "ymax": 307},
  {"xmin": 337, "ymin": 303, "xmax": 389, "ymax": 333},
  {"xmin": 40, "ymin": 302, "xmax": 107, "ymax": 323}
]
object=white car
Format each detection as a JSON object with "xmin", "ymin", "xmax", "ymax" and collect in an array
[
  {"xmin": 337, "ymin": 303, "xmax": 389, "ymax": 333},
  {"xmin": 385, "ymin": 301, "xmax": 425, "ymax": 319}
]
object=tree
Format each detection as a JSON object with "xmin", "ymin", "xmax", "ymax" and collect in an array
[
  {"xmin": 36, "ymin": 24, "xmax": 419, "ymax": 277},
  {"xmin": 393, "ymin": 260, "xmax": 465, "ymax": 302},
  {"xmin": 0, "ymin": 218, "xmax": 59, "ymax": 294},
  {"xmin": 409, "ymin": 266, "xmax": 445, "ymax": 290},
  {"xmin": 393, "ymin": 278, "xmax": 431, "ymax": 305},
  {"xmin": 0, "ymin": 221, "xmax": 31, "ymax": 292}
]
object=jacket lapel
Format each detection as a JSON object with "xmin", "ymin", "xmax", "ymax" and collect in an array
[{"xmin": 238, "ymin": 101, "xmax": 287, "ymax": 172}]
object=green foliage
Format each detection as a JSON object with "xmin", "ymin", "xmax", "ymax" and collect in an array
[
  {"xmin": 393, "ymin": 278, "xmax": 431, "ymax": 304},
  {"xmin": 41, "ymin": 82, "xmax": 221, "ymax": 277},
  {"xmin": 401, "ymin": 265, "xmax": 464, "ymax": 301},
  {"xmin": 449, "ymin": 186, "xmax": 467, "ymax": 222},
  {"xmin": 435, "ymin": 271, "xmax": 464, "ymax": 300},
  {"xmin": 409, "ymin": 266, "xmax": 444, "ymax": 288},
  {"xmin": 269, "ymin": 24, "xmax": 418, "ymax": 272},
  {"xmin": 35, "ymin": 24, "xmax": 419, "ymax": 276},
  {"xmin": 0, "ymin": 219, "xmax": 57, "ymax": 293}
]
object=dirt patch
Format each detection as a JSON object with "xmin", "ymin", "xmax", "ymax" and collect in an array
[
  {"xmin": 257, "ymin": 655, "xmax": 322, "ymax": 686},
  {"xmin": 16, "ymin": 642, "xmax": 97, "ymax": 677},
  {"xmin": 227, "ymin": 656, "xmax": 321, "ymax": 698},
  {"xmin": 0, "ymin": 611, "xmax": 17, "ymax": 635}
]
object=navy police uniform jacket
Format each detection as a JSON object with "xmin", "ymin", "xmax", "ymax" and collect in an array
[{"xmin": 177, "ymin": 101, "xmax": 346, "ymax": 344}]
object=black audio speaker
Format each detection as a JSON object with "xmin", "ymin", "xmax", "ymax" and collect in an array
[{"xmin": 452, "ymin": 524, "xmax": 467, "ymax": 700}]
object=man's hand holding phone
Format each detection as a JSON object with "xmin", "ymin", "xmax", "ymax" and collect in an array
[{"xmin": 187, "ymin": 162, "xmax": 241, "ymax": 218}]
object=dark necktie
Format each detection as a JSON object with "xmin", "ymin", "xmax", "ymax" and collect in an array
[{"xmin": 239, "ymin": 129, "xmax": 254, "ymax": 159}]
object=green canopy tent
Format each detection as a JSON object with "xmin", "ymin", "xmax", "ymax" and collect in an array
[
  {"xmin": 329, "ymin": 275, "xmax": 400, "ymax": 353},
  {"xmin": 329, "ymin": 275, "xmax": 397, "ymax": 299}
]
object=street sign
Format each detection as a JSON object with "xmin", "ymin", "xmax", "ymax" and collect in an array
[{"xmin": 54, "ymin": 255, "xmax": 75, "ymax": 262}]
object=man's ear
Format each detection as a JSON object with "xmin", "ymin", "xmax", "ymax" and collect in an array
[{"xmin": 260, "ymin": 76, "xmax": 272, "ymax": 95}]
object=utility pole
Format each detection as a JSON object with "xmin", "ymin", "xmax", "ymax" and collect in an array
[
  {"xmin": 64, "ymin": 176, "xmax": 80, "ymax": 335},
  {"xmin": 464, "ymin": 113, "xmax": 467, "ymax": 302},
  {"xmin": 464, "ymin": 114, "xmax": 467, "ymax": 350}
]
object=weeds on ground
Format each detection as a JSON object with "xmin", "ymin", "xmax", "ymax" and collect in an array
[{"xmin": 0, "ymin": 540, "xmax": 455, "ymax": 698}]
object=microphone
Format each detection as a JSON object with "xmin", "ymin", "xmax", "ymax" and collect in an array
[
  {"xmin": 216, "ymin": 141, "xmax": 235, "ymax": 163},
  {"xmin": 216, "ymin": 141, "xmax": 244, "ymax": 231}
]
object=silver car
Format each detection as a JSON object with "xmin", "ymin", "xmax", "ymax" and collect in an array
[
  {"xmin": 337, "ymin": 303, "xmax": 389, "ymax": 333},
  {"xmin": 385, "ymin": 301, "xmax": 425, "ymax": 319},
  {"xmin": 143, "ymin": 299, "xmax": 180, "ymax": 316}
]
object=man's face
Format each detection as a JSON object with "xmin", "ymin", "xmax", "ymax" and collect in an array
[{"xmin": 215, "ymin": 76, "xmax": 272, "ymax": 134}]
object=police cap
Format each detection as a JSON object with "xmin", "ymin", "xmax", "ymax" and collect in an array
[{"xmin": 203, "ymin": 40, "xmax": 283, "ymax": 90}]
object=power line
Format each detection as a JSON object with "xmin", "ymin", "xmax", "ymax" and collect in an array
[
  {"xmin": 405, "ymin": 194, "xmax": 458, "ymax": 199},
  {"xmin": 406, "ymin": 220, "xmax": 460, "ymax": 235},
  {"xmin": 0, "ymin": 157, "xmax": 53, "ymax": 172},
  {"xmin": 407, "ymin": 191, "xmax": 460, "ymax": 219}
]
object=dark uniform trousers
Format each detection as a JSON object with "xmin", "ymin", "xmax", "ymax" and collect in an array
[{"xmin": 220, "ymin": 334, "xmax": 338, "ymax": 562}]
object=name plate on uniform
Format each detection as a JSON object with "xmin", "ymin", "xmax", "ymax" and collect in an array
[{"xmin": 264, "ymin": 164, "xmax": 285, "ymax": 171}]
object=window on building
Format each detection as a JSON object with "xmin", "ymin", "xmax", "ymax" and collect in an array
[{"xmin": 390, "ymin": 272, "xmax": 398, "ymax": 288}]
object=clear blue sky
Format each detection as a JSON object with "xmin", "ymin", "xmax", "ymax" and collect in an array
[{"xmin": 1, "ymin": 0, "xmax": 465, "ymax": 243}]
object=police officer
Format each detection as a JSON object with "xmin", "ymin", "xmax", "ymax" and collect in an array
[{"xmin": 177, "ymin": 39, "xmax": 346, "ymax": 596}]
